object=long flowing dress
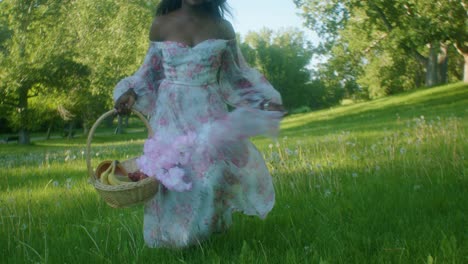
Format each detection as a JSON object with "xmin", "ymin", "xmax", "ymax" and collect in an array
[{"xmin": 113, "ymin": 39, "xmax": 283, "ymax": 248}]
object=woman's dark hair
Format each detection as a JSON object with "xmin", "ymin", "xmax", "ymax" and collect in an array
[{"xmin": 156, "ymin": 0, "xmax": 231, "ymax": 18}]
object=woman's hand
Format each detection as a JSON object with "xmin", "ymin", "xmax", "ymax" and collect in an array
[{"xmin": 115, "ymin": 89, "xmax": 137, "ymax": 115}]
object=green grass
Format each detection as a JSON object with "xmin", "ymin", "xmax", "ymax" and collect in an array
[{"xmin": 1, "ymin": 82, "xmax": 467, "ymax": 263}]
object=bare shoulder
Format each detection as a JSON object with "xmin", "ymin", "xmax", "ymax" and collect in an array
[
  {"xmin": 150, "ymin": 16, "xmax": 169, "ymax": 41},
  {"xmin": 217, "ymin": 19, "xmax": 236, "ymax": 40}
]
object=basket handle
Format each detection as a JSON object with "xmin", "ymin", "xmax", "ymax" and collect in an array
[{"xmin": 86, "ymin": 109, "xmax": 153, "ymax": 182}]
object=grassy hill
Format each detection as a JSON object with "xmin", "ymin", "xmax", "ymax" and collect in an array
[{"xmin": 1, "ymin": 82, "xmax": 467, "ymax": 263}]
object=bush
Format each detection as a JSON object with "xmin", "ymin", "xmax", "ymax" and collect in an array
[{"xmin": 290, "ymin": 105, "xmax": 312, "ymax": 114}]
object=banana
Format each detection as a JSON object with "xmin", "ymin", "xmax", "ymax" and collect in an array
[
  {"xmin": 114, "ymin": 174, "xmax": 132, "ymax": 183},
  {"xmin": 99, "ymin": 162, "xmax": 113, "ymax": 184},
  {"xmin": 107, "ymin": 160, "xmax": 119, "ymax": 185},
  {"xmin": 108, "ymin": 160, "xmax": 128, "ymax": 186}
]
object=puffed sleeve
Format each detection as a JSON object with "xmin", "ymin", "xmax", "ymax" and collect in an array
[
  {"xmin": 219, "ymin": 40, "xmax": 282, "ymax": 108},
  {"xmin": 216, "ymin": 40, "xmax": 284, "ymax": 138},
  {"xmin": 113, "ymin": 43, "xmax": 164, "ymax": 115}
]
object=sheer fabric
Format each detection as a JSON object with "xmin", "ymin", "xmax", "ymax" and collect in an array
[{"xmin": 113, "ymin": 39, "xmax": 283, "ymax": 247}]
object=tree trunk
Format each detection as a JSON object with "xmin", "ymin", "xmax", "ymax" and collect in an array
[
  {"xmin": 438, "ymin": 43, "xmax": 448, "ymax": 84},
  {"xmin": 46, "ymin": 123, "xmax": 53, "ymax": 140},
  {"xmin": 463, "ymin": 54, "xmax": 468, "ymax": 83},
  {"xmin": 67, "ymin": 122, "xmax": 74, "ymax": 139},
  {"xmin": 18, "ymin": 87, "xmax": 30, "ymax": 145},
  {"xmin": 82, "ymin": 121, "xmax": 89, "ymax": 136},
  {"xmin": 115, "ymin": 115, "xmax": 124, "ymax": 134},
  {"xmin": 455, "ymin": 42, "xmax": 468, "ymax": 82},
  {"xmin": 18, "ymin": 129, "xmax": 30, "ymax": 145},
  {"xmin": 425, "ymin": 42, "xmax": 439, "ymax": 87}
]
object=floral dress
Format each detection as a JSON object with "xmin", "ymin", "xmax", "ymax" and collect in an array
[{"xmin": 113, "ymin": 39, "xmax": 283, "ymax": 248}]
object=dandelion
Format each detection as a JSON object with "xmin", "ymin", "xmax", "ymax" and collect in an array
[
  {"xmin": 65, "ymin": 178, "xmax": 73, "ymax": 189},
  {"xmin": 400, "ymin": 147, "xmax": 407, "ymax": 154},
  {"xmin": 375, "ymin": 165, "xmax": 381, "ymax": 171},
  {"xmin": 268, "ymin": 144, "xmax": 273, "ymax": 149},
  {"xmin": 324, "ymin": 189, "xmax": 331, "ymax": 197},
  {"xmin": 21, "ymin": 224, "xmax": 28, "ymax": 230},
  {"xmin": 352, "ymin": 172, "xmax": 358, "ymax": 178},
  {"xmin": 275, "ymin": 142, "xmax": 280, "ymax": 148},
  {"xmin": 53, "ymin": 181, "xmax": 59, "ymax": 187}
]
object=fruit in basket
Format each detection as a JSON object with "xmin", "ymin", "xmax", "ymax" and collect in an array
[
  {"xmin": 128, "ymin": 171, "xmax": 149, "ymax": 182},
  {"xmin": 96, "ymin": 160, "xmax": 130, "ymax": 185},
  {"xmin": 107, "ymin": 160, "xmax": 132, "ymax": 186},
  {"xmin": 99, "ymin": 162, "xmax": 113, "ymax": 184}
]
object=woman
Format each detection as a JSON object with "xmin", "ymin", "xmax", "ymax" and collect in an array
[{"xmin": 114, "ymin": 0, "xmax": 285, "ymax": 248}]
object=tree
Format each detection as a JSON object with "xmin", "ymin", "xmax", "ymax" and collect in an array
[
  {"xmin": 242, "ymin": 28, "xmax": 317, "ymax": 109},
  {"xmin": 65, "ymin": 0, "xmax": 159, "ymax": 133},
  {"xmin": 294, "ymin": 0, "xmax": 467, "ymax": 97},
  {"xmin": 0, "ymin": 0, "xmax": 90, "ymax": 144},
  {"xmin": 0, "ymin": 0, "xmax": 160, "ymax": 142}
]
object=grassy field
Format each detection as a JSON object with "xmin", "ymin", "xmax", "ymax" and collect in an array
[{"xmin": 1, "ymin": 82, "xmax": 467, "ymax": 263}]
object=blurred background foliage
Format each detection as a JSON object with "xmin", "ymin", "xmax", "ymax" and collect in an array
[{"xmin": 0, "ymin": 0, "xmax": 466, "ymax": 144}]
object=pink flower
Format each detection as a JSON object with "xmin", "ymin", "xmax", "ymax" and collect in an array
[
  {"xmin": 236, "ymin": 78, "xmax": 253, "ymax": 89},
  {"xmin": 159, "ymin": 118, "xmax": 168, "ymax": 126},
  {"xmin": 156, "ymin": 167, "xmax": 192, "ymax": 192}
]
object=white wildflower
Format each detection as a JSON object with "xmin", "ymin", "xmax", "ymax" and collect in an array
[{"xmin": 400, "ymin": 147, "xmax": 407, "ymax": 154}]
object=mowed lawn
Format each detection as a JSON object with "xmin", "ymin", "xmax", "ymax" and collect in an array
[{"xmin": 1, "ymin": 83, "xmax": 467, "ymax": 263}]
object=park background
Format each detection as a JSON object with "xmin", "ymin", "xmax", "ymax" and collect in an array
[{"xmin": 0, "ymin": 0, "xmax": 467, "ymax": 263}]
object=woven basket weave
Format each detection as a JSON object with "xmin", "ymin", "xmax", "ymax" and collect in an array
[{"xmin": 86, "ymin": 109, "xmax": 158, "ymax": 208}]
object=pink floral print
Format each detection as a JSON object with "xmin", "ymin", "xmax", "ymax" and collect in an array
[{"xmin": 113, "ymin": 39, "xmax": 282, "ymax": 248}]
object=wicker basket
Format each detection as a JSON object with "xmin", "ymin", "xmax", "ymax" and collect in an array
[{"xmin": 86, "ymin": 109, "xmax": 158, "ymax": 208}]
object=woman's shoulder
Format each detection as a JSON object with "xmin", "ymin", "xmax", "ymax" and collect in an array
[
  {"xmin": 149, "ymin": 16, "xmax": 169, "ymax": 42},
  {"xmin": 216, "ymin": 18, "xmax": 236, "ymax": 40}
]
